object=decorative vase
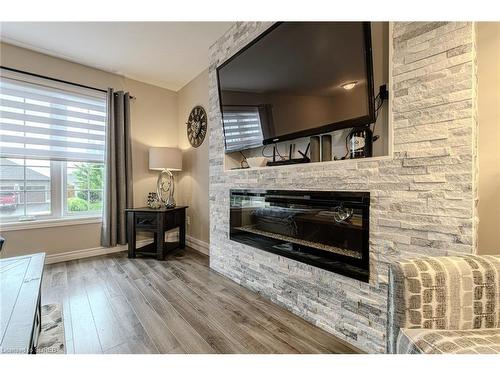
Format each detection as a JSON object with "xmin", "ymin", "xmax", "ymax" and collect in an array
[{"xmin": 147, "ymin": 192, "xmax": 161, "ymax": 209}]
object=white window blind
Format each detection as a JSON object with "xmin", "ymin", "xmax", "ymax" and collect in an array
[
  {"xmin": 222, "ymin": 106, "xmax": 264, "ymax": 152},
  {"xmin": 0, "ymin": 74, "xmax": 107, "ymax": 163}
]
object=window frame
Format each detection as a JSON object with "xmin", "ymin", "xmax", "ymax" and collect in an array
[
  {"xmin": 0, "ymin": 216, "xmax": 102, "ymax": 232},
  {"xmin": 0, "ymin": 69, "xmax": 107, "ymax": 228}
]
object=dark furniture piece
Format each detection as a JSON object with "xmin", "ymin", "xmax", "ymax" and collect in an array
[
  {"xmin": 126, "ymin": 206, "xmax": 188, "ymax": 260},
  {"xmin": 0, "ymin": 252, "xmax": 45, "ymax": 354}
]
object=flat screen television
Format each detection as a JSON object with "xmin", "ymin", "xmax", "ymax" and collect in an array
[{"xmin": 217, "ymin": 22, "xmax": 375, "ymax": 153}]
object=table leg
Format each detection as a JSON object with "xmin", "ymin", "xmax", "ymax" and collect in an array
[
  {"xmin": 127, "ymin": 212, "xmax": 136, "ymax": 258},
  {"xmin": 156, "ymin": 214, "xmax": 165, "ymax": 260},
  {"xmin": 179, "ymin": 211, "xmax": 186, "ymax": 249}
]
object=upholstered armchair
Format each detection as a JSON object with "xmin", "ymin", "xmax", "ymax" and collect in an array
[{"xmin": 387, "ymin": 254, "xmax": 500, "ymax": 354}]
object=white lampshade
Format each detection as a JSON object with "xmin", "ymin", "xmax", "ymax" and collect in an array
[{"xmin": 149, "ymin": 147, "xmax": 182, "ymax": 171}]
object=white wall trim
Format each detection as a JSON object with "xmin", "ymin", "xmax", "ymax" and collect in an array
[
  {"xmin": 0, "ymin": 217, "xmax": 102, "ymax": 232},
  {"xmin": 162, "ymin": 231, "xmax": 209, "ymax": 255},
  {"xmin": 44, "ymin": 239, "xmax": 152, "ymax": 264},
  {"xmin": 44, "ymin": 235, "xmax": 209, "ymax": 264},
  {"xmin": 186, "ymin": 235, "xmax": 209, "ymax": 255}
]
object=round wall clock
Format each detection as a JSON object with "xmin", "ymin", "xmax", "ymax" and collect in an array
[{"xmin": 186, "ymin": 105, "xmax": 207, "ymax": 148}]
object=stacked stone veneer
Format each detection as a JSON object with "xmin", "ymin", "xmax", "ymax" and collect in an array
[{"xmin": 208, "ymin": 22, "xmax": 478, "ymax": 353}]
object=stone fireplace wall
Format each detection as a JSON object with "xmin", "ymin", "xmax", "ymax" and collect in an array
[{"xmin": 208, "ymin": 22, "xmax": 478, "ymax": 353}]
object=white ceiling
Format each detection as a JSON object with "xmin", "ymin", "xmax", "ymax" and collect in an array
[{"xmin": 0, "ymin": 22, "xmax": 234, "ymax": 91}]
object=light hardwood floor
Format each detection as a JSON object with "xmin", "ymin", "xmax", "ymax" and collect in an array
[{"xmin": 42, "ymin": 247, "xmax": 360, "ymax": 354}]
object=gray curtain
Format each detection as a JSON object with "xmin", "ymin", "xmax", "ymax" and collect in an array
[{"xmin": 101, "ymin": 89, "xmax": 133, "ymax": 247}]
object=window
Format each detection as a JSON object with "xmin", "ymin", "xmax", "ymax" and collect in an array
[{"xmin": 0, "ymin": 69, "xmax": 107, "ymax": 223}]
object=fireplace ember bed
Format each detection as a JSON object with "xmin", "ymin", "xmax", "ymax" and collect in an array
[{"xmin": 229, "ymin": 189, "xmax": 370, "ymax": 282}]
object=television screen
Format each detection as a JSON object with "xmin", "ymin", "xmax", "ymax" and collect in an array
[{"xmin": 217, "ymin": 22, "xmax": 375, "ymax": 153}]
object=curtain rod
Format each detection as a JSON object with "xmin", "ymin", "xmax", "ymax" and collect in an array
[{"xmin": 0, "ymin": 66, "xmax": 136, "ymax": 99}]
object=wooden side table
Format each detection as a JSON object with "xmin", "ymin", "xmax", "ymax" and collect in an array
[{"xmin": 126, "ymin": 206, "xmax": 188, "ymax": 260}]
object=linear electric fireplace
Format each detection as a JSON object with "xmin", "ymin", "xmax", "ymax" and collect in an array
[{"xmin": 230, "ymin": 189, "xmax": 370, "ymax": 282}]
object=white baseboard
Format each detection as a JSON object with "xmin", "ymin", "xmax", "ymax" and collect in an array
[
  {"xmin": 186, "ymin": 235, "xmax": 209, "ymax": 255},
  {"xmin": 166, "ymin": 231, "xmax": 209, "ymax": 255},
  {"xmin": 44, "ymin": 234, "xmax": 209, "ymax": 264},
  {"xmin": 44, "ymin": 239, "xmax": 152, "ymax": 264}
]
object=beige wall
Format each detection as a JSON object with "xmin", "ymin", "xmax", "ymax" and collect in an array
[
  {"xmin": 176, "ymin": 69, "xmax": 210, "ymax": 245},
  {"xmin": 124, "ymin": 78, "xmax": 178, "ymax": 208},
  {"xmin": 0, "ymin": 42, "xmax": 179, "ymax": 258},
  {"xmin": 477, "ymin": 23, "xmax": 500, "ymax": 255}
]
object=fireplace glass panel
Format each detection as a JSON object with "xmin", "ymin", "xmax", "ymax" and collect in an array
[{"xmin": 230, "ymin": 190, "xmax": 370, "ymax": 282}]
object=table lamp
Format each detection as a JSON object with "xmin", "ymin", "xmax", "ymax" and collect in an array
[{"xmin": 149, "ymin": 147, "xmax": 182, "ymax": 208}]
